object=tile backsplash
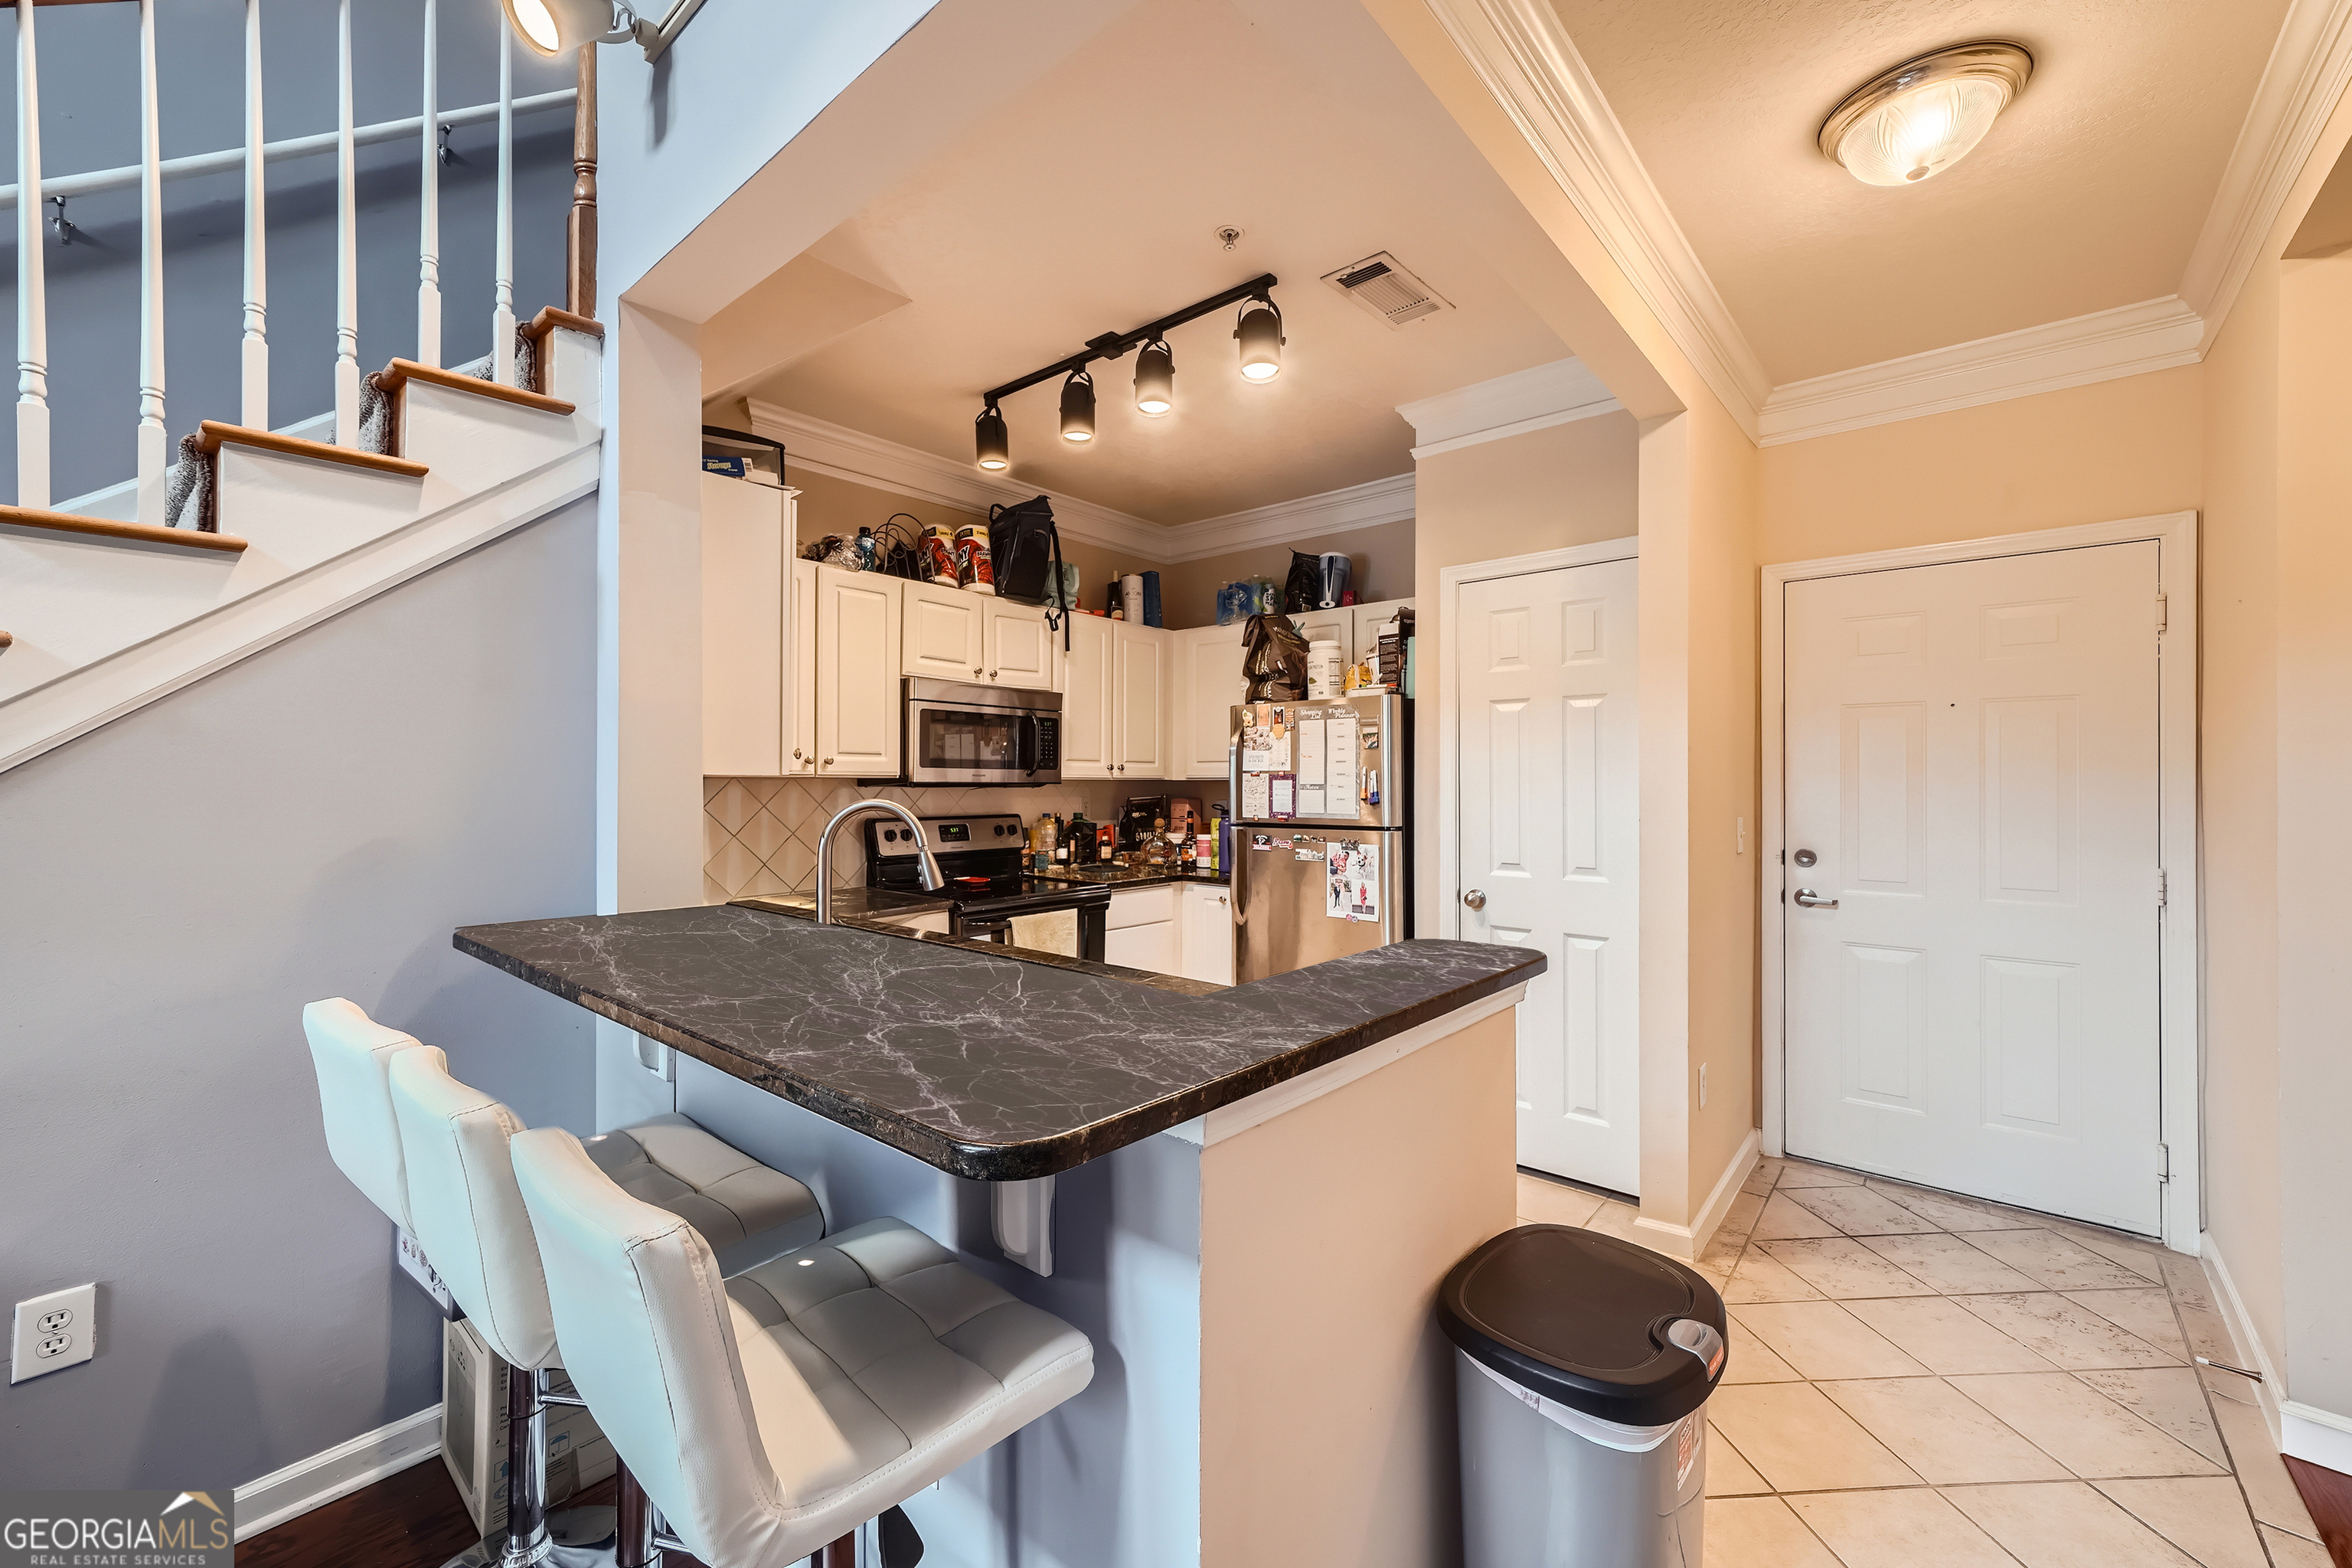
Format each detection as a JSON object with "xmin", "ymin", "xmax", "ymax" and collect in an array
[{"xmin": 702, "ymin": 776, "xmax": 1223, "ymax": 903}]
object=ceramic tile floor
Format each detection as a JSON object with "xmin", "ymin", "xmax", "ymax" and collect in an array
[{"xmin": 1514, "ymin": 1157, "xmax": 2334, "ymax": 1568}]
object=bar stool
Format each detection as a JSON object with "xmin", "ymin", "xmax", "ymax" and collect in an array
[{"xmin": 511, "ymin": 1125, "xmax": 1096, "ymax": 1568}]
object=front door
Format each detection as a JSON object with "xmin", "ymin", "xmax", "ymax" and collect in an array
[
  {"xmin": 1458, "ymin": 557, "xmax": 1640, "ymax": 1194},
  {"xmin": 1782, "ymin": 542, "xmax": 2164, "ymax": 1233}
]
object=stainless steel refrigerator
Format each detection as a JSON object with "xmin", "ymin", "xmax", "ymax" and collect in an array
[{"xmin": 1229, "ymin": 692, "xmax": 1411, "ymax": 982}]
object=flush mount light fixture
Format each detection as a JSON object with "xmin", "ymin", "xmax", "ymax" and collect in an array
[
  {"xmin": 1060, "ymin": 369, "xmax": 1096, "ymax": 443},
  {"xmin": 1135, "ymin": 337, "xmax": 1174, "ymax": 416},
  {"xmin": 971, "ymin": 274, "xmax": 1277, "ymax": 470},
  {"xmin": 1820, "ymin": 41, "xmax": 2033, "ymax": 187}
]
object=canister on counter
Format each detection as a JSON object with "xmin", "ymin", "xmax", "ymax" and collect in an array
[
  {"xmin": 954, "ymin": 524, "xmax": 995, "ymax": 594},
  {"xmin": 921, "ymin": 526, "xmax": 960, "ymax": 586}
]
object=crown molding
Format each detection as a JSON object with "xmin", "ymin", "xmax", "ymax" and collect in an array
[
  {"xmin": 1758, "ymin": 296, "xmax": 2206, "ymax": 446},
  {"xmin": 1396, "ymin": 356, "xmax": 1622, "ymax": 457},
  {"xmin": 1154, "ymin": 472, "xmax": 1416, "ymax": 563},
  {"xmin": 2181, "ymin": 0, "xmax": 2352, "ymax": 345},
  {"xmin": 743, "ymin": 401, "xmax": 1168, "ymax": 556},
  {"xmin": 1421, "ymin": 0, "xmax": 1770, "ymax": 438},
  {"xmin": 746, "ymin": 400, "xmax": 1415, "ymax": 563}
]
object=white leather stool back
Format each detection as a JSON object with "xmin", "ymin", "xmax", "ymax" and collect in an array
[
  {"xmin": 512, "ymin": 1126, "xmax": 849, "ymax": 1565},
  {"xmin": 302, "ymin": 997, "xmax": 432, "ymax": 1232},
  {"xmin": 387, "ymin": 1047, "xmax": 562, "ymax": 1371}
]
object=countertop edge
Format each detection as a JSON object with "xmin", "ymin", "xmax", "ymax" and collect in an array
[{"xmin": 452, "ymin": 927, "xmax": 1539, "ymax": 1181}]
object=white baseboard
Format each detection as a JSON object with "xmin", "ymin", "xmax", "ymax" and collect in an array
[
  {"xmin": 233, "ymin": 1403, "xmax": 443, "ymax": 1541},
  {"xmin": 1632, "ymin": 1128, "xmax": 1760, "ymax": 1261},
  {"xmin": 2199, "ymin": 1232, "xmax": 2285, "ymax": 1445},
  {"xmin": 2283, "ymin": 1400, "xmax": 2352, "ymax": 1473}
]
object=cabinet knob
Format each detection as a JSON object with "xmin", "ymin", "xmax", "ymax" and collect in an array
[
  {"xmin": 823, "ymin": 757, "xmax": 835, "ymax": 768},
  {"xmin": 989, "ymin": 669, "xmax": 998, "ymax": 679},
  {"xmin": 974, "ymin": 667, "xmax": 983, "ymax": 677},
  {"xmin": 791, "ymin": 749, "xmax": 802, "ymax": 760}
]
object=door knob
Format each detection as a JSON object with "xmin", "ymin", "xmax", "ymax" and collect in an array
[
  {"xmin": 1462, "ymin": 889, "xmax": 1486, "ymax": 911},
  {"xmin": 1793, "ymin": 887, "xmax": 1839, "ymax": 909}
]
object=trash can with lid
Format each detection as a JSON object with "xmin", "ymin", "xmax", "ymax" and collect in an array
[{"xmin": 1438, "ymin": 1223, "xmax": 1730, "ymax": 1568}]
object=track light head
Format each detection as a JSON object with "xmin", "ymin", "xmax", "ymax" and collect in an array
[
  {"xmin": 1060, "ymin": 368, "xmax": 1096, "ymax": 443},
  {"xmin": 1135, "ymin": 338, "xmax": 1174, "ymax": 416},
  {"xmin": 975, "ymin": 403, "xmax": 1009, "ymax": 470},
  {"xmin": 502, "ymin": 0, "xmax": 632, "ymax": 54},
  {"xmin": 1236, "ymin": 296, "xmax": 1284, "ymax": 381}
]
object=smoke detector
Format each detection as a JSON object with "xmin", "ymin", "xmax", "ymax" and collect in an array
[{"xmin": 1321, "ymin": 252, "xmax": 1452, "ymax": 328}]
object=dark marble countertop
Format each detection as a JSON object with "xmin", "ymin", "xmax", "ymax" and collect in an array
[{"xmin": 453, "ymin": 905, "xmax": 1543, "ymax": 1181}]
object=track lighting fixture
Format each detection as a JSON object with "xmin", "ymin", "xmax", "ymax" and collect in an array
[
  {"xmin": 975, "ymin": 403, "xmax": 1009, "ymax": 470},
  {"xmin": 1135, "ymin": 337, "xmax": 1174, "ymax": 416},
  {"xmin": 970, "ymin": 274, "xmax": 1278, "ymax": 470},
  {"xmin": 1235, "ymin": 296, "xmax": 1283, "ymax": 381},
  {"xmin": 501, "ymin": 0, "xmax": 706, "ymax": 61},
  {"xmin": 1060, "ymin": 370, "xmax": 1096, "ymax": 443}
]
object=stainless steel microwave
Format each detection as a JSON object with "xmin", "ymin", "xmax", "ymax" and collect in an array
[{"xmin": 902, "ymin": 677, "xmax": 1063, "ymax": 786}]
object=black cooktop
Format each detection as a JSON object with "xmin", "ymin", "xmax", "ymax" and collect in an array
[{"xmin": 865, "ymin": 813, "xmax": 1108, "ymax": 915}]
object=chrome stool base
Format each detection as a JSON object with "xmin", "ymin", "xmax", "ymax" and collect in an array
[{"xmin": 440, "ymin": 1505, "xmax": 620, "ymax": 1568}]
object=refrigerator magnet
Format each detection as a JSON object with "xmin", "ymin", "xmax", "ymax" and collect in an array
[
  {"xmin": 1326, "ymin": 839, "xmax": 1380, "ymax": 922},
  {"xmin": 1250, "ymin": 832, "xmax": 1276, "ymax": 852},
  {"xmin": 1240, "ymin": 772, "xmax": 1272, "ymax": 818},
  {"xmin": 1269, "ymin": 773, "xmax": 1298, "ymax": 819}
]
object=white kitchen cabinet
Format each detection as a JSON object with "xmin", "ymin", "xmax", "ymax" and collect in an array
[
  {"xmin": 1289, "ymin": 606, "xmax": 1351, "ymax": 662},
  {"xmin": 1105, "ymin": 884, "xmax": 1181, "ymax": 974},
  {"xmin": 1113, "ymin": 622, "xmax": 1167, "ymax": 778},
  {"xmin": 814, "ymin": 566, "xmax": 903, "ymax": 776},
  {"xmin": 983, "ymin": 599, "xmax": 1055, "ymax": 691},
  {"xmin": 788, "ymin": 560, "xmax": 817, "ymax": 773},
  {"xmin": 1060, "ymin": 612, "xmax": 1117, "ymax": 778},
  {"xmin": 902, "ymin": 580, "xmax": 986, "ymax": 682},
  {"xmin": 1350, "ymin": 598, "xmax": 1413, "ymax": 665},
  {"xmin": 700, "ymin": 474, "xmax": 792, "ymax": 776},
  {"xmin": 1181, "ymin": 881, "xmax": 1235, "ymax": 985},
  {"xmin": 1175, "ymin": 621, "xmax": 1248, "ymax": 779}
]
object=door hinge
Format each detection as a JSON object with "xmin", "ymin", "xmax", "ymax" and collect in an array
[
  {"xmin": 2156, "ymin": 868, "xmax": 2168, "ymax": 908},
  {"xmin": 2159, "ymin": 1142, "xmax": 2172, "ymax": 1183},
  {"xmin": 2155, "ymin": 593, "xmax": 2169, "ymax": 633}
]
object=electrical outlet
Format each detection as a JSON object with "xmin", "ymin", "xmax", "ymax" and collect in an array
[
  {"xmin": 1699, "ymin": 1063, "xmax": 1710, "ymax": 1109},
  {"xmin": 12, "ymin": 1284, "xmax": 95, "ymax": 1383},
  {"xmin": 1736, "ymin": 817, "xmax": 1746, "ymax": 855}
]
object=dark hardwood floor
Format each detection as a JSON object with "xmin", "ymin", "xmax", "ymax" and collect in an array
[
  {"xmin": 239, "ymin": 1462, "xmax": 714, "ymax": 1568},
  {"xmin": 2286, "ymin": 1456, "xmax": 2352, "ymax": 1568}
]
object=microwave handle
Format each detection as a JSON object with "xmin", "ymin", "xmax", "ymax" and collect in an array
[{"xmin": 1020, "ymin": 714, "xmax": 1040, "ymax": 777}]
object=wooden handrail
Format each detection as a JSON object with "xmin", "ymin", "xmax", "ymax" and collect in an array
[
  {"xmin": 374, "ymin": 358, "xmax": 576, "ymax": 415},
  {"xmin": 197, "ymin": 420, "xmax": 428, "ymax": 477},
  {"xmin": 0, "ymin": 630, "xmax": 13, "ymax": 650},
  {"xmin": 0, "ymin": 503, "xmax": 247, "ymax": 553},
  {"xmin": 520, "ymin": 305, "xmax": 603, "ymax": 343}
]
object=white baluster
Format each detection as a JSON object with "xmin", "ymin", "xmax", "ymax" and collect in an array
[
  {"xmin": 333, "ymin": 0, "xmax": 358, "ymax": 446},
  {"xmin": 136, "ymin": 0, "xmax": 166, "ymax": 526},
  {"xmin": 15, "ymin": 0, "xmax": 47, "ymax": 509},
  {"xmin": 492, "ymin": 26, "xmax": 515, "ymax": 387},
  {"xmin": 241, "ymin": 0, "xmax": 267, "ymax": 430},
  {"xmin": 416, "ymin": 0, "xmax": 439, "ymax": 368}
]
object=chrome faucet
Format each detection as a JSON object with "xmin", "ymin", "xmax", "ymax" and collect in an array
[{"xmin": 815, "ymin": 799, "xmax": 943, "ymax": 925}]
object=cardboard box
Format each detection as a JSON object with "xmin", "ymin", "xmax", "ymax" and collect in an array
[{"xmin": 442, "ymin": 1316, "xmax": 616, "ymax": 1537}]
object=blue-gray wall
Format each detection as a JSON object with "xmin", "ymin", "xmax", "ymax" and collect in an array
[
  {"xmin": 0, "ymin": 0, "xmax": 577, "ymax": 502},
  {"xmin": 0, "ymin": 497, "xmax": 599, "ymax": 1487}
]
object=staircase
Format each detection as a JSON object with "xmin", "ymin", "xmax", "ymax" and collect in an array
[{"xmin": 0, "ymin": 2, "xmax": 603, "ymax": 776}]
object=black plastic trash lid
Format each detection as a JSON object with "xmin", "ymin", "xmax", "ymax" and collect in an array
[{"xmin": 1437, "ymin": 1223, "xmax": 1730, "ymax": 1428}]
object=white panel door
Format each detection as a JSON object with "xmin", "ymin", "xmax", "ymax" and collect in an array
[
  {"xmin": 983, "ymin": 600, "xmax": 1054, "ymax": 690},
  {"xmin": 1782, "ymin": 542, "xmax": 2162, "ymax": 1233},
  {"xmin": 815, "ymin": 567, "xmax": 902, "ymax": 776},
  {"xmin": 1178, "ymin": 622, "xmax": 1249, "ymax": 779},
  {"xmin": 902, "ymin": 580, "xmax": 986, "ymax": 682},
  {"xmin": 1459, "ymin": 559, "xmax": 1640, "ymax": 1193},
  {"xmin": 1060, "ymin": 613, "xmax": 1116, "ymax": 778},
  {"xmin": 1114, "ymin": 623, "xmax": 1166, "ymax": 778}
]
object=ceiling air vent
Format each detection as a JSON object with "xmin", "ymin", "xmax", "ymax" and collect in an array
[{"xmin": 1321, "ymin": 251, "xmax": 1452, "ymax": 328}]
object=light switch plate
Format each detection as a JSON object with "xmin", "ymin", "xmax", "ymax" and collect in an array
[{"xmin": 12, "ymin": 1283, "xmax": 96, "ymax": 1383}]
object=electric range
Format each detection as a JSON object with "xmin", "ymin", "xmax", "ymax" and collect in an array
[{"xmin": 864, "ymin": 814, "xmax": 1112, "ymax": 961}]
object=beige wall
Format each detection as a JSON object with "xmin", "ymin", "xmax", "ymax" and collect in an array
[
  {"xmin": 1155, "ymin": 517, "xmax": 1418, "ymax": 630},
  {"xmin": 1200, "ymin": 1009, "xmax": 1515, "ymax": 1567}
]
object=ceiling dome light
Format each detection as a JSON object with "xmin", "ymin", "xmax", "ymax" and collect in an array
[
  {"xmin": 1060, "ymin": 368, "xmax": 1096, "ymax": 443},
  {"xmin": 1820, "ymin": 41, "xmax": 2032, "ymax": 187},
  {"xmin": 1135, "ymin": 337, "xmax": 1174, "ymax": 416},
  {"xmin": 1235, "ymin": 298, "xmax": 1283, "ymax": 381},
  {"xmin": 975, "ymin": 403, "xmax": 1009, "ymax": 470}
]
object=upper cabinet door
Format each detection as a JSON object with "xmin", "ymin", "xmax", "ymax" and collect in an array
[
  {"xmin": 902, "ymin": 580, "xmax": 987, "ymax": 681},
  {"xmin": 1179, "ymin": 622, "xmax": 1249, "ymax": 779},
  {"xmin": 815, "ymin": 567, "xmax": 903, "ymax": 776},
  {"xmin": 1115, "ymin": 622, "xmax": 1167, "ymax": 777},
  {"xmin": 1349, "ymin": 598, "xmax": 1413, "ymax": 659},
  {"xmin": 1289, "ymin": 607, "xmax": 1351, "ymax": 663},
  {"xmin": 701, "ymin": 473, "xmax": 786, "ymax": 776},
  {"xmin": 1060, "ymin": 613, "xmax": 1116, "ymax": 778},
  {"xmin": 787, "ymin": 557, "xmax": 817, "ymax": 774},
  {"xmin": 984, "ymin": 599, "xmax": 1054, "ymax": 691}
]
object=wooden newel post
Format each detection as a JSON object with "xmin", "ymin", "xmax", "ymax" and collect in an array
[{"xmin": 568, "ymin": 44, "xmax": 597, "ymax": 321}]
